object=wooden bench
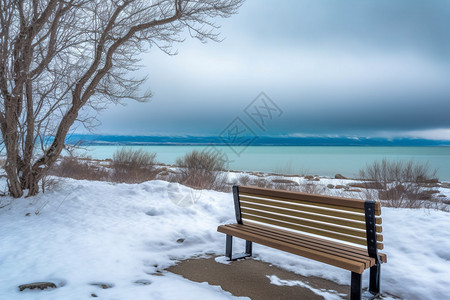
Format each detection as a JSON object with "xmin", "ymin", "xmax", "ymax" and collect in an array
[{"xmin": 217, "ymin": 186, "xmax": 387, "ymax": 300}]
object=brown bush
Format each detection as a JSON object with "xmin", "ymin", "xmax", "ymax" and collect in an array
[
  {"xmin": 171, "ymin": 150, "xmax": 228, "ymax": 191},
  {"xmin": 234, "ymin": 174, "xmax": 325, "ymax": 194},
  {"xmin": 111, "ymin": 148, "xmax": 157, "ymax": 183},
  {"xmin": 49, "ymin": 156, "xmax": 110, "ymax": 181},
  {"xmin": 359, "ymin": 158, "xmax": 439, "ymax": 208},
  {"xmin": 236, "ymin": 176, "xmax": 311, "ymax": 193},
  {"xmin": 272, "ymin": 178, "xmax": 301, "ymax": 191},
  {"xmin": 297, "ymin": 181, "xmax": 324, "ymax": 194},
  {"xmin": 237, "ymin": 174, "xmax": 251, "ymax": 186}
]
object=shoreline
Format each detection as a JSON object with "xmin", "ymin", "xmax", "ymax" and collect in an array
[
  {"xmin": 61, "ymin": 155, "xmax": 450, "ymax": 185},
  {"xmin": 66, "ymin": 145, "xmax": 450, "ymax": 182},
  {"xmin": 43, "ymin": 156, "xmax": 450, "ymax": 210}
]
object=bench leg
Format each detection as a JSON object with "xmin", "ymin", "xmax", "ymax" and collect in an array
[
  {"xmin": 350, "ymin": 272, "xmax": 362, "ymax": 300},
  {"xmin": 225, "ymin": 235, "xmax": 252, "ymax": 261},
  {"xmin": 225, "ymin": 234, "xmax": 233, "ymax": 259},
  {"xmin": 369, "ymin": 261, "xmax": 381, "ymax": 296},
  {"xmin": 245, "ymin": 240, "xmax": 252, "ymax": 256}
]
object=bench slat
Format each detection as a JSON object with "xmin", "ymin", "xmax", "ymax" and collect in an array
[
  {"xmin": 240, "ymin": 193, "xmax": 364, "ymax": 214},
  {"xmin": 239, "ymin": 186, "xmax": 381, "ymax": 215},
  {"xmin": 239, "ymin": 196, "xmax": 382, "ymax": 224},
  {"xmin": 226, "ymin": 224, "xmax": 375, "ymax": 269},
  {"xmin": 242, "ymin": 213, "xmax": 383, "ymax": 249},
  {"xmin": 228, "ymin": 222, "xmax": 386, "ymax": 263},
  {"xmin": 241, "ymin": 207, "xmax": 367, "ymax": 238},
  {"xmin": 240, "ymin": 201, "xmax": 383, "ymax": 233},
  {"xmin": 218, "ymin": 224, "xmax": 368, "ymax": 274}
]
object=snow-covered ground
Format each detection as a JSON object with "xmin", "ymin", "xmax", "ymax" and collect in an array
[{"xmin": 0, "ymin": 178, "xmax": 449, "ymax": 299}]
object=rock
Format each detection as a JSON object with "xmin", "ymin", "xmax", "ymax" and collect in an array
[
  {"xmin": 438, "ymin": 194, "xmax": 447, "ymax": 198},
  {"xmin": 347, "ymin": 189, "xmax": 362, "ymax": 193},
  {"xmin": 271, "ymin": 179, "xmax": 299, "ymax": 186},
  {"xmin": 134, "ymin": 279, "xmax": 152, "ymax": 285},
  {"xmin": 327, "ymin": 184, "xmax": 335, "ymax": 189},
  {"xmin": 90, "ymin": 282, "xmax": 114, "ymax": 289},
  {"xmin": 421, "ymin": 178, "xmax": 439, "ymax": 184},
  {"xmin": 158, "ymin": 171, "xmax": 169, "ymax": 177},
  {"xmin": 18, "ymin": 282, "xmax": 57, "ymax": 291},
  {"xmin": 439, "ymin": 182, "xmax": 450, "ymax": 188},
  {"xmin": 335, "ymin": 185, "xmax": 346, "ymax": 189},
  {"xmin": 348, "ymin": 182, "xmax": 383, "ymax": 189},
  {"xmin": 176, "ymin": 238, "xmax": 185, "ymax": 243},
  {"xmin": 304, "ymin": 175, "xmax": 314, "ymax": 180},
  {"xmin": 309, "ymin": 177, "xmax": 320, "ymax": 181},
  {"xmin": 422, "ymin": 189, "xmax": 440, "ymax": 195},
  {"xmin": 334, "ymin": 174, "xmax": 347, "ymax": 179},
  {"xmin": 91, "ymin": 294, "xmax": 98, "ymax": 297}
]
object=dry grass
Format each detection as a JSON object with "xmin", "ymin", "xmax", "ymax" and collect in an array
[
  {"xmin": 297, "ymin": 181, "xmax": 325, "ymax": 194},
  {"xmin": 111, "ymin": 148, "xmax": 157, "ymax": 183},
  {"xmin": 234, "ymin": 174, "xmax": 325, "ymax": 194},
  {"xmin": 170, "ymin": 150, "xmax": 228, "ymax": 191},
  {"xmin": 359, "ymin": 158, "xmax": 440, "ymax": 208},
  {"xmin": 49, "ymin": 156, "xmax": 110, "ymax": 181},
  {"xmin": 47, "ymin": 148, "xmax": 158, "ymax": 185},
  {"xmin": 237, "ymin": 174, "xmax": 251, "ymax": 186},
  {"xmin": 40, "ymin": 174, "xmax": 62, "ymax": 193}
]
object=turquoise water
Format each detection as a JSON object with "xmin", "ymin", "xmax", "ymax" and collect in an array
[{"xmin": 76, "ymin": 146, "xmax": 450, "ymax": 181}]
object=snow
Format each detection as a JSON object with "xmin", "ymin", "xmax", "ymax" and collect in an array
[
  {"xmin": 214, "ymin": 256, "xmax": 232, "ymax": 265},
  {"xmin": 266, "ymin": 275, "xmax": 345, "ymax": 300},
  {"xmin": 1, "ymin": 178, "xmax": 450, "ymax": 299}
]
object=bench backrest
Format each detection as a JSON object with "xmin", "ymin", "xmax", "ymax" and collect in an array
[{"xmin": 233, "ymin": 185, "xmax": 383, "ymax": 257}]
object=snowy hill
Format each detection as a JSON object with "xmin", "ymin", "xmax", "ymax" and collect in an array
[{"xmin": 0, "ymin": 179, "xmax": 449, "ymax": 299}]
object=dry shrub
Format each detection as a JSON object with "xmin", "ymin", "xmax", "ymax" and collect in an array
[
  {"xmin": 297, "ymin": 181, "xmax": 324, "ymax": 194},
  {"xmin": 237, "ymin": 174, "xmax": 251, "ymax": 186},
  {"xmin": 249, "ymin": 178, "xmax": 274, "ymax": 189},
  {"xmin": 359, "ymin": 158, "xmax": 439, "ymax": 208},
  {"xmin": 235, "ymin": 173, "xmax": 326, "ymax": 194},
  {"xmin": 236, "ymin": 176, "xmax": 305, "ymax": 192},
  {"xmin": 49, "ymin": 156, "xmax": 109, "ymax": 181},
  {"xmin": 272, "ymin": 178, "xmax": 301, "ymax": 191},
  {"xmin": 40, "ymin": 174, "xmax": 62, "ymax": 193},
  {"xmin": 172, "ymin": 150, "xmax": 228, "ymax": 191},
  {"xmin": 232, "ymin": 176, "xmax": 275, "ymax": 189},
  {"xmin": 111, "ymin": 148, "xmax": 157, "ymax": 183}
]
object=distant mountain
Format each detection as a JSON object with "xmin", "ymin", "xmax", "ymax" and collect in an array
[{"xmin": 65, "ymin": 134, "xmax": 450, "ymax": 146}]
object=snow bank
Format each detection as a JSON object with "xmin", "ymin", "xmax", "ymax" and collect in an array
[
  {"xmin": 0, "ymin": 179, "xmax": 243, "ymax": 299},
  {"xmin": 1, "ymin": 178, "xmax": 449, "ymax": 299}
]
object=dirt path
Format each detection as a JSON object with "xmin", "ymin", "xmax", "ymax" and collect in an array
[{"xmin": 166, "ymin": 256, "xmax": 349, "ymax": 300}]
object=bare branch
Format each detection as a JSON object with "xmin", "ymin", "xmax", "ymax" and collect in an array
[{"xmin": 0, "ymin": 0, "xmax": 244, "ymax": 197}]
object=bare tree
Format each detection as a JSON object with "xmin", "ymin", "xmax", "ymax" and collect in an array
[{"xmin": 0, "ymin": 0, "xmax": 243, "ymax": 197}]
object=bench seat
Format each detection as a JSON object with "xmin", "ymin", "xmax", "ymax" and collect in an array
[{"xmin": 218, "ymin": 222, "xmax": 387, "ymax": 274}]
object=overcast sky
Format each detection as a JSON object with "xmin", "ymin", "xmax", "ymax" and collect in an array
[{"xmin": 93, "ymin": 0, "xmax": 450, "ymax": 140}]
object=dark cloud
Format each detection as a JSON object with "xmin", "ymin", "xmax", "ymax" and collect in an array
[
  {"xmin": 232, "ymin": 0, "xmax": 450, "ymax": 61},
  {"xmin": 95, "ymin": 0, "xmax": 450, "ymax": 140}
]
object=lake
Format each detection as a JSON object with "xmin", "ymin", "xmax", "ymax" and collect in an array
[{"xmin": 75, "ymin": 145, "xmax": 450, "ymax": 181}]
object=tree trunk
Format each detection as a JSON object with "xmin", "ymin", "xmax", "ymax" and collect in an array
[
  {"xmin": 24, "ymin": 174, "xmax": 40, "ymax": 197},
  {"xmin": 20, "ymin": 167, "xmax": 42, "ymax": 197},
  {"xmin": 4, "ymin": 163, "xmax": 24, "ymax": 198}
]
